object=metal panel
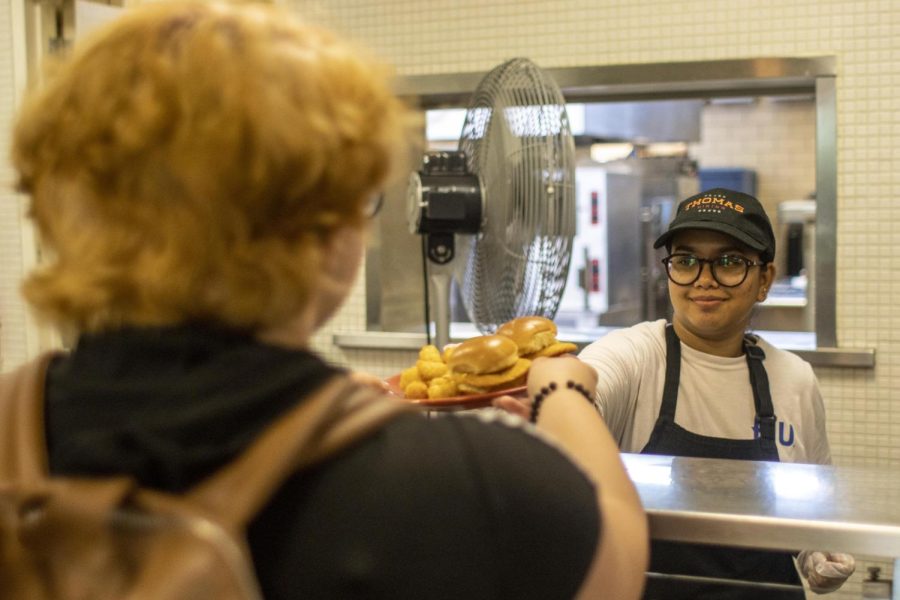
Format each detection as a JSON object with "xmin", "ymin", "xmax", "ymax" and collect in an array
[
  {"xmin": 624, "ymin": 453, "xmax": 900, "ymax": 557},
  {"xmin": 815, "ymin": 77, "xmax": 838, "ymax": 348},
  {"xmin": 370, "ymin": 176, "xmax": 428, "ymax": 333},
  {"xmin": 396, "ymin": 57, "xmax": 837, "ymax": 107},
  {"xmin": 601, "ymin": 173, "xmax": 643, "ymax": 324},
  {"xmin": 333, "ymin": 332, "xmax": 875, "ymax": 369},
  {"xmin": 582, "ymin": 99, "xmax": 703, "ymax": 143},
  {"xmin": 791, "ymin": 346, "xmax": 875, "ymax": 368}
]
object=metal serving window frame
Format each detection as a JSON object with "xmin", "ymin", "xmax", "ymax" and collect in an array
[{"xmin": 348, "ymin": 57, "xmax": 874, "ymax": 368}]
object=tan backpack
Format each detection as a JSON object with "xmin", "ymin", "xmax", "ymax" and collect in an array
[{"xmin": 0, "ymin": 353, "xmax": 411, "ymax": 599}]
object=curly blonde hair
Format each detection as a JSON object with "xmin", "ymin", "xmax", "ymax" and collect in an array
[{"xmin": 12, "ymin": 1, "xmax": 417, "ymax": 333}]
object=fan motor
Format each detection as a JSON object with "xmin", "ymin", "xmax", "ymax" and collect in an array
[{"xmin": 407, "ymin": 151, "xmax": 483, "ymax": 264}]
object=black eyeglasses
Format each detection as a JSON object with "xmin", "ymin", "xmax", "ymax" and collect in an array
[
  {"xmin": 661, "ymin": 253, "xmax": 766, "ymax": 287},
  {"xmin": 363, "ymin": 193, "xmax": 384, "ymax": 219}
]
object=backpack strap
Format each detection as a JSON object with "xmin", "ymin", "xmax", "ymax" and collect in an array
[
  {"xmin": 0, "ymin": 352, "xmax": 60, "ymax": 484},
  {"xmin": 185, "ymin": 375, "xmax": 413, "ymax": 530},
  {"xmin": 0, "ymin": 352, "xmax": 412, "ymax": 531}
]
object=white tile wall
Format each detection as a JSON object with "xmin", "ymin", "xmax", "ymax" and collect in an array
[
  {"xmin": 693, "ymin": 98, "xmax": 818, "ymax": 275},
  {"xmin": 0, "ymin": 0, "xmax": 38, "ymax": 373},
  {"xmin": 1, "ymin": 0, "xmax": 898, "ymax": 596}
]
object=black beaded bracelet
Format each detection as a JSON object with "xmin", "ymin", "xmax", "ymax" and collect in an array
[{"xmin": 529, "ymin": 380, "xmax": 595, "ymax": 423}]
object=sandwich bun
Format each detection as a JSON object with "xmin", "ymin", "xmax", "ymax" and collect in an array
[
  {"xmin": 496, "ymin": 315, "xmax": 557, "ymax": 355},
  {"xmin": 497, "ymin": 315, "xmax": 577, "ymax": 358},
  {"xmin": 447, "ymin": 334, "xmax": 530, "ymax": 394},
  {"xmin": 447, "ymin": 334, "xmax": 519, "ymax": 374}
]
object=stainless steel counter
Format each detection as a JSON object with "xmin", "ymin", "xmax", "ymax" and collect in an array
[
  {"xmin": 623, "ymin": 453, "xmax": 900, "ymax": 557},
  {"xmin": 332, "ymin": 325, "xmax": 875, "ymax": 368}
]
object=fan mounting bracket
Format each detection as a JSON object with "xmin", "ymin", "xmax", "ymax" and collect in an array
[{"xmin": 426, "ymin": 232, "xmax": 455, "ymax": 265}]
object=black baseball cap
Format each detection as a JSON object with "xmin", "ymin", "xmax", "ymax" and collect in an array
[{"xmin": 653, "ymin": 188, "xmax": 776, "ymax": 263}]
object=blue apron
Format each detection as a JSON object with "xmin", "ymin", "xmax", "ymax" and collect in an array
[{"xmin": 640, "ymin": 325, "xmax": 803, "ymax": 600}]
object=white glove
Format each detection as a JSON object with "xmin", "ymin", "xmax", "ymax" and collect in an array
[{"xmin": 797, "ymin": 550, "xmax": 855, "ymax": 594}]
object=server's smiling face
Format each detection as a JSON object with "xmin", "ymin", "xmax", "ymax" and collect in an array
[{"xmin": 667, "ymin": 229, "xmax": 775, "ymax": 353}]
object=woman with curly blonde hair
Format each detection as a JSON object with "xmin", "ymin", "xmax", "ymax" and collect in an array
[
  {"xmin": 5, "ymin": 2, "xmax": 647, "ymax": 598},
  {"xmin": 14, "ymin": 0, "xmax": 405, "ymax": 334}
]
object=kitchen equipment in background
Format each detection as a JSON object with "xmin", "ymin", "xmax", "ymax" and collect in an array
[
  {"xmin": 640, "ymin": 196, "xmax": 675, "ymax": 322},
  {"xmin": 863, "ymin": 566, "xmax": 893, "ymax": 600},
  {"xmin": 698, "ymin": 167, "xmax": 757, "ymax": 196},
  {"xmin": 632, "ymin": 156, "xmax": 697, "ymax": 322},
  {"xmin": 557, "ymin": 167, "xmax": 642, "ymax": 325},
  {"xmin": 406, "ymin": 58, "xmax": 576, "ymax": 349},
  {"xmin": 785, "ymin": 222, "xmax": 804, "ymax": 276},
  {"xmin": 778, "ymin": 200, "xmax": 816, "ymax": 331},
  {"xmin": 577, "ymin": 99, "xmax": 703, "ymax": 143},
  {"xmin": 777, "ymin": 198, "xmax": 817, "ymax": 332},
  {"xmin": 744, "ymin": 198, "xmax": 818, "ymax": 333},
  {"xmin": 777, "ymin": 199, "xmax": 816, "ymax": 279},
  {"xmin": 556, "ymin": 156, "xmax": 695, "ymax": 328}
]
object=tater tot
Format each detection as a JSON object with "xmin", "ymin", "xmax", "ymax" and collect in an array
[
  {"xmin": 404, "ymin": 381, "xmax": 429, "ymax": 399},
  {"xmin": 427, "ymin": 376, "xmax": 458, "ymax": 399},
  {"xmin": 418, "ymin": 344, "xmax": 443, "ymax": 363},
  {"xmin": 399, "ymin": 365, "xmax": 422, "ymax": 390},
  {"xmin": 416, "ymin": 360, "xmax": 448, "ymax": 381}
]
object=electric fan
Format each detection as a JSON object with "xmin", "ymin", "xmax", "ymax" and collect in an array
[{"xmin": 407, "ymin": 58, "xmax": 576, "ymax": 350}]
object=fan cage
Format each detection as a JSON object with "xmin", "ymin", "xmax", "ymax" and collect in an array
[{"xmin": 457, "ymin": 58, "xmax": 576, "ymax": 333}]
